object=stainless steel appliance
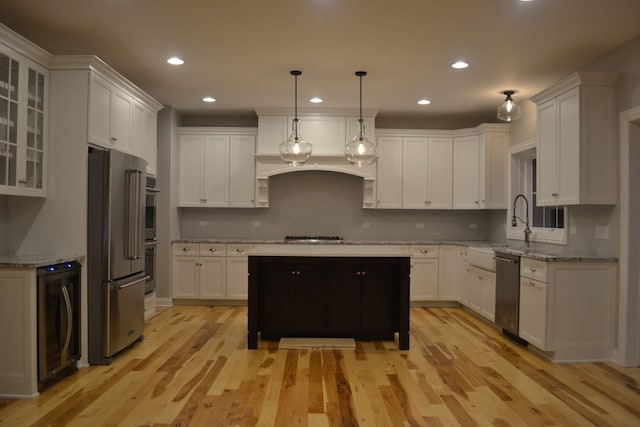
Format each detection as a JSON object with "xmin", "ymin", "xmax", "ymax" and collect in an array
[
  {"xmin": 87, "ymin": 148, "xmax": 148, "ymax": 365},
  {"xmin": 144, "ymin": 176, "xmax": 159, "ymax": 294},
  {"xmin": 37, "ymin": 261, "xmax": 81, "ymax": 390},
  {"xmin": 494, "ymin": 251, "xmax": 527, "ymax": 346}
]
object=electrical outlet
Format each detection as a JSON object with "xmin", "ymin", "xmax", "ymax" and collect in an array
[
  {"xmin": 198, "ymin": 221, "xmax": 208, "ymax": 227},
  {"xmin": 416, "ymin": 223, "xmax": 424, "ymax": 229},
  {"xmin": 468, "ymin": 223, "xmax": 477, "ymax": 230},
  {"xmin": 570, "ymin": 226, "xmax": 577, "ymax": 235}
]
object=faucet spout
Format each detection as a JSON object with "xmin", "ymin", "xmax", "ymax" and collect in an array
[{"xmin": 512, "ymin": 194, "xmax": 531, "ymax": 252}]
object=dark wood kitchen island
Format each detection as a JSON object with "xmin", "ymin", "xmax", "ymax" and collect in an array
[{"xmin": 247, "ymin": 246, "xmax": 410, "ymax": 350}]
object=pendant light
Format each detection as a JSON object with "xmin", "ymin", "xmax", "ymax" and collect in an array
[
  {"xmin": 279, "ymin": 70, "xmax": 312, "ymax": 166},
  {"xmin": 345, "ymin": 71, "xmax": 377, "ymax": 166},
  {"xmin": 497, "ymin": 90, "xmax": 522, "ymax": 122}
]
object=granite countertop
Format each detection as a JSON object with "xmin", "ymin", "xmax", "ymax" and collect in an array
[
  {"xmin": 0, "ymin": 254, "xmax": 85, "ymax": 269},
  {"xmin": 171, "ymin": 239, "xmax": 616, "ymax": 262}
]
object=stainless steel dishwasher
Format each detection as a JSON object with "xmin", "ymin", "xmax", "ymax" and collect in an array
[{"xmin": 494, "ymin": 251, "xmax": 528, "ymax": 346}]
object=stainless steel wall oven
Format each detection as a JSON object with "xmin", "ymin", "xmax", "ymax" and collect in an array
[
  {"xmin": 37, "ymin": 261, "xmax": 81, "ymax": 390},
  {"xmin": 144, "ymin": 176, "xmax": 159, "ymax": 294}
]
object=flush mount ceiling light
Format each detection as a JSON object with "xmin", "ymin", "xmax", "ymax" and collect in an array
[
  {"xmin": 167, "ymin": 57, "xmax": 184, "ymax": 65},
  {"xmin": 202, "ymin": 96, "xmax": 216, "ymax": 103},
  {"xmin": 417, "ymin": 99, "xmax": 431, "ymax": 105},
  {"xmin": 279, "ymin": 70, "xmax": 312, "ymax": 166},
  {"xmin": 451, "ymin": 61, "xmax": 469, "ymax": 69},
  {"xmin": 309, "ymin": 97, "xmax": 323, "ymax": 103},
  {"xmin": 497, "ymin": 90, "xmax": 522, "ymax": 122},
  {"xmin": 345, "ymin": 71, "xmax": 377, "ymax": 167}
]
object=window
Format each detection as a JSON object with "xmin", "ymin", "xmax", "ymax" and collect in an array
[{"xmin": 508, "ymin": 142, "xmax": 567, "ymax": 245}]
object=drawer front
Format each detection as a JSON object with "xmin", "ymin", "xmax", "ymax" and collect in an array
[
  {"xmin": 520, "ymin": 257, "xmax": 548, "ymax": 282},
  {"xmin": 199, "ymin": 243, "xmax": 227, "ymax": 257},
  {"xmin": 172, "ymin": 242, "xmax": 199, "ymax": 256},
  {"xmin": 227, "ymin": 243, "xmax": 253, "ymax": 256},
  {"xmin": 410, "ymin": 245, "xmax": 439, "ymax": 258}
]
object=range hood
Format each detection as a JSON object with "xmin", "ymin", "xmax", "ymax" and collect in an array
[{"xmin": 254, "ymin": 109, "xmax": 378, "ymax": 208}]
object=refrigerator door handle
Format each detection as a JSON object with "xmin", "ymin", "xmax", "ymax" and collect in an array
[
  {"xmin": 118, "ymin": 275, "xmax": 150, "ymax": 290},
  {"xmin": 125, "ymin": 170, "xmax": 143, "ymax": 260}
]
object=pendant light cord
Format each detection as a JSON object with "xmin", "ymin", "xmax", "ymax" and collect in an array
[
  {"xmin": 356, "ymin": 71, "xmax": 367, "ymax": 140},
  {"xmin": 291, "ymin": 70, "xmax": 302, "ymax": 140}
]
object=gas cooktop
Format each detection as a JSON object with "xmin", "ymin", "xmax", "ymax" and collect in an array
[{"xmin": 284, "ymin": 235, "xmax": 344, "ymax": 243}]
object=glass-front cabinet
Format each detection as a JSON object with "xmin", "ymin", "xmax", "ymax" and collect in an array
[{"xmin": 0, "ymin": 47, "xmax": 47, "ymax": 197}]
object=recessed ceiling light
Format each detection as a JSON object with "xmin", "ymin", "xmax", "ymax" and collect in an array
[
  {"xmin": 202, "ymin": 97, "xmax": 216, "ymax": 103},
  {"xmin": 310, "ymin": 97, "xmax": 323, "ymax": 103},
  {"xmin": 451, "ymin": 61, "xmax": 469, "ymax": 69},
  {"xmin": 167, "ymin": 57, "xmax": 184, "ymax": 65},
  {"xmin": 417, "ymin": 99, "xmax": 431, "ymax": 105}
]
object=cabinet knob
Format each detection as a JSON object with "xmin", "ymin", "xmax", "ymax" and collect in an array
[
  {"xmin": 291, "ymin": 270, "xmax": 296, "ymax": 275},
  {"xmin": 478, "ymin": 276, "xmax": 483, "ymax": 280},
  {"xmin": 182, "ymin": 247, "xmax": 191, "ymax": 252},
  {"xmin": 420, "ymin": 249, "xmax": 428, "ymax": 254},
  {"xmin": 362, "ymin": 271, "xmax": 366, "ymax": 276},
  {"xmin": 236, "ymin": 248, "xmax": 244, "ymax": 253},
  {"xmin": 530, "ymin": 267, "xmax": 536, "ymax": 272},
  {"xmin": 475, "ymin": 201, "xmax": 478, "ymax": 204},
  {"xmin": 297, "ymin": 271, "xmax": 301, "ymax": 275},
  {"xmin": 110, "ymin": 137, "xmax": 117, "ymax": 142},
  {"xmin": 209, "ymin": 248, "xmax": 217, "ymax": 252},
  {"xmin": 356, "ymin": 271, "xmax": 361, "ymax": 276}
]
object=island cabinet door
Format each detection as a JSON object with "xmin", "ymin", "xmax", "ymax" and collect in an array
[
  {"xmin": 293, "ymin": 261, "xmax": 331, "ymax": 335},
  {"xmin": 326, "ymin": 261, "xmax": 362, "ymax": 336},
  {"xmin": 359, "ymin": 260, "xmax": 396, "ymax": 340},
  {"xmin": 257, "ymin": 261, "xmax": 295, "ymax": 337}
]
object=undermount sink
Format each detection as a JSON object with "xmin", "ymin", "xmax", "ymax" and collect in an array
[{"xmin": 467, "ymin": 247, "xmax": 496, "ymax": 271}]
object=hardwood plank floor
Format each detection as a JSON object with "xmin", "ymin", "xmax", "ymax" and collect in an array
[{"xmin": 1, "ymin": 305, "xmax": 639, "ymax": 426}]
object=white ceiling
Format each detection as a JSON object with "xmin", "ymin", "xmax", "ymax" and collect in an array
[{"xmin": 2, "ymin": 0, "xmax": 640, "ymax": 125}]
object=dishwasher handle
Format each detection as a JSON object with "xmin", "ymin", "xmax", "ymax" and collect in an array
[{"xmin": 494, "ymin": 256, "xmax": 519, "ymax": 264}]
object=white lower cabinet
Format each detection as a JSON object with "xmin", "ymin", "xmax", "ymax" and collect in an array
[
  {"xmin": 225, "ymin": 244, "xmax": 253, "ymax": 300},
  {"xmin": 172, "ymin": 242, "xmax": 252, "ymax": 301},
  {"xmin": 466, "ymin": 265, "xmax": 496, "ymax": 322},
  {"xmin": 519, "ymin": 277, "xmax": 547, "ymax": 349},
  {"xmin": 410, "ymin": 245, "xmax": 439, "ymax": 300},
  {"xmin": 172, "ymin": 243, "xmax": 226, "ymax": 299},
  {"xmin": 518, "ymin": 257, "xmax": 616, "ymax": 361},
  {"xmin": 438, "ymin": 245, "xmax": 463, "ymax": 300}
]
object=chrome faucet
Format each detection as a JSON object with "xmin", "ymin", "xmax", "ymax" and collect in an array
[{"xmin": 512, "ymin": 194, "xmax": 531, "ymax": 252}]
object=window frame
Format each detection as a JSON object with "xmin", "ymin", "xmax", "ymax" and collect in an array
[{"xmin": 507, "ymin": 139, "xmax": 568, "ymax": 245}]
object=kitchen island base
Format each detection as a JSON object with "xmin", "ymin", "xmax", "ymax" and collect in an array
[{"xmin": 248, "ymin": 256, "xmax": 410, "ymax": 350}]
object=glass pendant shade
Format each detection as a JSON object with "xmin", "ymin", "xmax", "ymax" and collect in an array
[
  {"xmin": 497, "ymin": 90, "xmax": 522, "ymax": 122},
  {"xmin": 279, "ymin": 119, "xmax": 312, "ymax": 166},
  {"xmin": 345, "ymin": 119, "xmax": 377, "ymax": 166},
  {"xmin": 346, "ymin": 71, "xmax": 377, "ymax": 166},
  {"xmin": 280, "ymin": 70, "xmax": 312, "ymax": 166}
]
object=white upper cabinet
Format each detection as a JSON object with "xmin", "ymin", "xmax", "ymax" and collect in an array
[
  {"xmin": 132, "ymin": 100, "xmax": 158, "ymax": 176},
  {"xmin": 255, "ymin": 111, "xmax": 376, "ymax": 156},
  {"xmin": 453, "ymin": 135, "xmax": 480, "ymax": 209},
  {"xmin": 89, "ymin": 73, "xmax": 133, "ymax": 153},
  {"xmin": 0, "ymin": 45, "xmax": 48, "ymax": 197},
  {"xmin": 177, "ymin": 128, "xmax": 257, "ymax": 208},
  {"xmin": 375, "ymin": 136, "xmax": 403, "ymax": 208},
  {"xmin": 453, "ymin": 125, "xmax": 509, "ymax": 209},
  {"xmin": 402, "ymin": 136, "xmax": 452, "ymax": 209},
  {"xmin": 531, "ymin": 72, "xmax": 617, "ymax": 206}
]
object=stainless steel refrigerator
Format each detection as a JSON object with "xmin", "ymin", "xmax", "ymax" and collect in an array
[{"xmin": 87, "ymin": 148, "xmax": 148, "ymax": 364}]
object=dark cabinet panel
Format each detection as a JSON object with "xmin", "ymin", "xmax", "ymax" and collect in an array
[{"xmin": 248, "ymin": 256, "xmax": 410, "ymax": 349}]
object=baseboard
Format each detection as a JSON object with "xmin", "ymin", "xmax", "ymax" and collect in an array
[{"xmin": 155, "ymin": 297, "xmax": 173, "ymax": 307}]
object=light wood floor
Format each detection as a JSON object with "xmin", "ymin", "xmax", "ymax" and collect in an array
[{"xmin": 1, "ymin": 305, "xmax": 639, "ymax": 426}]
